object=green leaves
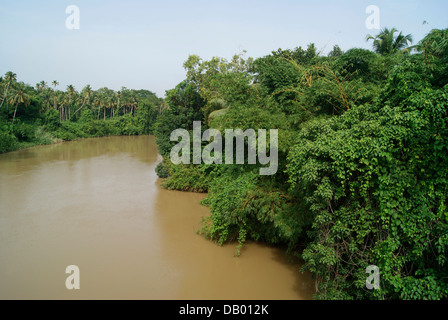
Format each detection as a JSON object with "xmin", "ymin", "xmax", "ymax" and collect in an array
[
  {"xmin": 154, "ymin": 29, "xmax": 448, "ymax": 300},
  {"xmin": 286, "ymin": 58, "xmax": 448, "ymax": 299},
  {"xmin": 198, "ymin": 170, "xmax": 309, "ymax": 255},
  {"xmin": 366, "ymin": 27, "xmax": 413, "ymax": 55},
  {"xmin": 0, "ymin": 125, "xmax": 17, "ymax": 153}
]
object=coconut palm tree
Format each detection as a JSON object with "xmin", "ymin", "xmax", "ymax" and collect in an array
[
  {"xmin": 366, "ymin": 27, "xmax": 413, "ymax": 55},
  {"xmin": 107, "ymin": 98, "xmax": 114, "ymax": 120},
  {"xmin": 42, "ymin": 88, "xmax": 53, "ymax": 113},
  {"xmin": 36, "ymin": 80, "xmax": 47, "ymax": 91},
  {"xmin": 74, "ymin": 84, "xmax": 93, "ymax": 115},
  {"xmin": 115, "ymin": 91, "xmax": 122, "ymax": 117},
  {"xmin": 51, "ymin": 81, "xmax": 59, "ymax": 110},
  {"xmin": 129, "ymin": 90, "xmax": 137, "ymax": 115},
  {"xmin": 94, "ymin": 96, "xmax": 103, "ymax": 120},
  {"xmin": 35, "ymin": 81, "xmax": 52, "ymax": 113},
  {"xmin": 9, "ymin": 83, "xmax": 31, "ymax": 124},
  {"xmin": 66, "ymin": 85, "xmax": 76, "ymax": 120},
  {"xmin": 0, "ymin": 71, "xmax": 17, "ymax": 109}
]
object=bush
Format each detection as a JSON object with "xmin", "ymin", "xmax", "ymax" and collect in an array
[
  {"xmin": 43, "ymin": 109, "xmax": 60, "ymax": 131},
  {"xmin": 11, "ymin": 122, "xmax": 36, "ymax": 142},
  {"xmin": 334, "ymin": 48, "xmax": 380, "ymax": 82},
  {"xmin": 34, "ymin": 126, "xmax": 56, "ymax": 145},
  {"xmin": 154, "ymin": 106, "xmax": 189, "ymax": 157},
  {"xmin": 161, "ymin": 161, "xmax": 211, "ymax": 193},
  {"xmin": 55, "ymin": 121, "xmax": 88, "ymax": 141},
  {"xmin": 0, "ymin": 126, "xmax": 18, "ymax": 153},
  {"xmin": 199, "ymin": 169, "xmax": 311, "ymax": 256},
  {"xmin": 155, "ymin": 160, "xmax": 169, "ymax": 178},
  {"xmin": 78, "ymin": 109, "xmax": 94, "ymax": 123},
  {"xmin": 113, "ymin": 113, "xmax": 139, "ymax": 136}
]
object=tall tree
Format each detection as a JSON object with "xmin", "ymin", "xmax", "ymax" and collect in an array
[
  {"xmin": 35, "ymin": 81, "xmax": 51, "ymax": 113},
  {"xmin": 328, "ymin": 45, "xmax": 343, "ymax": 58},
  {"xmin": 36, "ymin": 80, "xmax": 47, "ymax": 91},
  {"xmin": 65, "ymin": 85, "xmax": 76, "ymax": 121},
  {"xmin": 52, "ymin": 80, "xmax": 59, "ymax": 90},
  {"xmin": 74, "ymin": 84, "xmax": 93, "ymax": 115},
  {"xmin": 366, "ymin": 27, "xmax": 413, "ymax": 55},
  {"xmin": 9, "ymin": 83, "xmax": 30, "ymax": 124},
  {"xmin": 0, "ymin": 71, "xmax": 17, "ymax": 109},
  {"xmin": 115, "ymin": 91, "xmax": 122, "ymax": 117},
  {"xmin": 52, "ymin": 81, "xmax": 59, "ymax": 110}
]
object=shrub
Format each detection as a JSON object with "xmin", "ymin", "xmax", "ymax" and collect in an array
[
  {"xmin": 0, "ymin": 126, "xmax": 18, "ymax": 153},
  {"xmin": 155, "ymin": 160, "xmax": 169, "ymax": 178},
  {"xmin": 161, "ymin": 161, "xmax": 211, "ymax": 193},
  {"xmin": 11, "ymin": 122, "xmax": 36, "ymax": 142},
  {"xmin": 43, "ymin": 109, "xmax": 60, "ymax": 131}
]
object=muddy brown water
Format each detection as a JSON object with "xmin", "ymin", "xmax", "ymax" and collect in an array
[{"xmin": 0, "ymin": 135, "xmax": 314, "ymax": 300}]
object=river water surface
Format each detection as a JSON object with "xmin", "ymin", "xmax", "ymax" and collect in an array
[{"xmin": 0, "ymin": 135, "xmax": 313, "ymax": 300}]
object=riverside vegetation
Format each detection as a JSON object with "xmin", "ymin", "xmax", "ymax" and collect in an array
[
  {"xmin": 1, "ymin": 27, "xmax": 447, "ymax": 300},
  {"xmin": 0, "ymin": 80, "xmax": 163, "ymax": 153}
]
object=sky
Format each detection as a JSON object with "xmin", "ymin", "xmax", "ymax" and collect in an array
[{"xmin": 0, "ymin": 0, "xmax": 447, "ymax": 98}]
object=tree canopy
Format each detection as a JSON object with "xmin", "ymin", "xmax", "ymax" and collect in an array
[
  {"xmin": 2, "ymin": 25, "xmax": 447, "ymax": 300},
  {"xmin": 154, "ymin": 27, "xmax": 448, "ymax": 300}
]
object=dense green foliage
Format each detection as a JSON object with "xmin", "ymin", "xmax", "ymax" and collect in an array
[
  {"xmin": 0, "ymin": 77, "xmax": 162, "ymax": 153},
  {"xmin": 3, "ymin": 26, "xmax": 447, "ymax": 300},
  {"xmin": 155, "ymin": 28, "xmax": 448, "ymax": 300}
]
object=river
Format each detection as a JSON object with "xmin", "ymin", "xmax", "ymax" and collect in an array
[{"xmin": 0, "ymin": 135, "xmax": 313, "ymax": 300}]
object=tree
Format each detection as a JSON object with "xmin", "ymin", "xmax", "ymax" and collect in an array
[
  {"xmin": 96, "ymin": 87, "xmax": 115, "ymax": 120},
  {"xmin": 94, "ymin": 95, "xmax": 102, "ymax": 120},
  {"xmin": 182, "ymin": 52, "xmax": 254, "ymax": 122},
  {"xmin": 36, "ymin": 80, "xmax": 47, "ymax": 91},
  {"xmin": 366, "ymin": 27, "xmax": 413, "ymax": 55},
  {"xmin": 128, "ymin": 90, "xmax": 137, "ymax": 116},
  {"xmin": 0, "ymin": 71, "xmax": 17, "ymax": 109},
  {"xmin": 416, "ymin": 28, "xmax": 448, "ymax": 87},
  {"xmin": 165, "ymin": 80, "xmax": 205, "ymax": 126},
  {"xmin": 35, "ymin": 81, "xmax": 51, "ymax": 113},
  {"xmin": 328, "ymin": 45, "xmax": 343, "ymax": 58},
  {"xmin": 74, "ymin": 84, "xmax": 93, "ymax": 115},
  {"xmin": 9, "ymin": 83, "xmax": 30, "ymax": 124},
  {"xmin": 65, "ymin": 85, "xmax": 76, "ymax": 121},
  {"xmin": 52, "ymin": 81, "xmax": 59, "ymax": 110},
  {"xmin": 53, "ymin": 90, "xmax": 65, "ymax": 122},
  {"xmin": 115, "ymin": 91, "xmax": 122, "ymax": 117},
  {"xmin": 286, "ymin": 58, "xmax": 448, "ymax": 299}
]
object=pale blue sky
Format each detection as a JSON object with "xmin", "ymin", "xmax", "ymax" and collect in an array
[{"xmin": 0, "ymin": 0, "xmax": 446, "ymax": 97}]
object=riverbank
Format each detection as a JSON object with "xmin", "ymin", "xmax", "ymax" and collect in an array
[{"xmin": 0, "ymin": 118, "xmax": 149, "ymax": 155}]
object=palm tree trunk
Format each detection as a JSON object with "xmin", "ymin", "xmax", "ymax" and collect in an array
[
  {"xmin": 74, "ymin": 105, "xmax": 84, "ymax": 115},
  {"xmin": 0, "ymin": 82, "xmax": 11, "ymax": 109},
  {"xmin": 74, "ymin": 96, "xmax": 88, "ymax": 115},
  {"xmin": 12, "ymin": 103, "xmax": 18, "ymax": 125}
]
